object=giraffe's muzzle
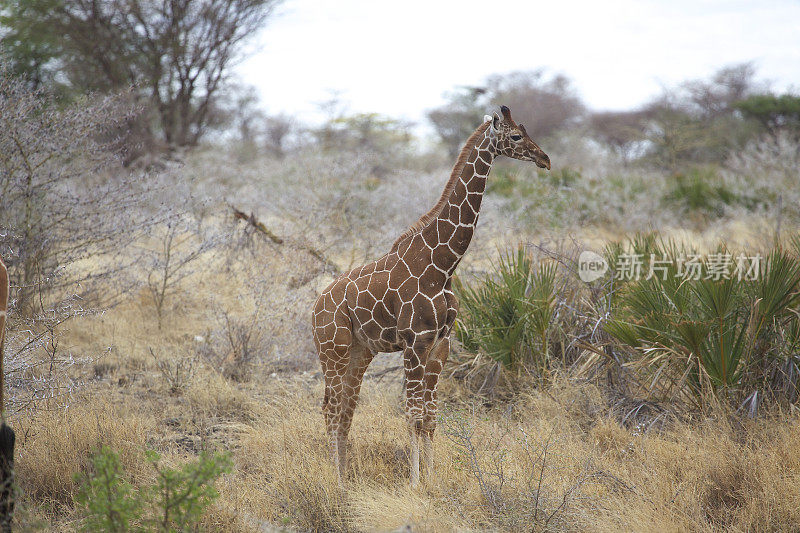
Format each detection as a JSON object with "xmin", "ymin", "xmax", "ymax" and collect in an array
[{"xmin": 532, "ymin": 151, "xmax": 551, "ymax": 170}]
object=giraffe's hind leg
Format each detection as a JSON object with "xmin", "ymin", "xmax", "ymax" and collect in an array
[
  {"xmin": 422, "ymin": 337, "xmax": 449, "ymax": 481},
  {"xmin": 314, "ymin": 288, "xmax": 354, "ymax": 485},
  {"xmin": 320, "ymin": 346, "xmax": 348, "ymax": 482},
  {"xmin": 320, "ymin": 342, "xmax": 374, "ymax": 483},
  {"xmin": 336, "ymin": 343, "xmax": 375, "ymax": 476}
]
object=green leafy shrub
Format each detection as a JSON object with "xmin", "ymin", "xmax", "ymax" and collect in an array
[
  {"xmin": 75, "ymin": 446, "xmax": 140, "ymax": 533},
  {"xmin": 485, "ymin": 167, "xmax": 522, "ymax": 198},
  {"xmin": 454, "ymin": 247, "xmax": 558, "ymax": 378},
  {"xmin": 76, "ymin": 446, "xmax": 232, "ymax": 532},
  {"xmin": 145, "ymin": 450, "xmax": 231, "ymax": 532},
  {"xmin": 663, "ymin": 167, "xmax": 740, "ymax": 217}
]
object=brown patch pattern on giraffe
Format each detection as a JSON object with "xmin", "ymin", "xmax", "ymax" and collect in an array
[{"xmin": 312, "ymin": 105, "xmax": 550, "ymax": 487}]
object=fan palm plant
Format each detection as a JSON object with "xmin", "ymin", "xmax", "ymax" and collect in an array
[
  {"xmin": 454, "ymin": 247, "xmax": 558, "ymax": 379},
  {"xmin": 604, "ymin": 236, "xmax": 800, "ymax": 410}
]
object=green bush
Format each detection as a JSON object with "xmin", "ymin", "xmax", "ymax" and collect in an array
[
  {"xmin": 735, "ymin": 93, "xmax": 800, "ymax": 133},
  {"xmin": 75, "ymin": 446, "xmax": 140, "ymax": 533},
  {"xmin": 75, "ymin": 446, "xmax": 232, "ymax": 532},
  {"xmin": 603, "ymin": 235, "xmax": 800, "ymax": 411},
  {"xmin": 663, "ymin": 167, "xmax": 740, "ymax": 217},
  {"xmin": 486, "ymin": 166, "xmax": 580, "ymax": 198},
  {"xmin": 454, "ymin": 247, "xmax": 558, "ymax": 378},
  {"xmin": 454, "ymin": 238, "xmax": 800, "ymax": 413}
]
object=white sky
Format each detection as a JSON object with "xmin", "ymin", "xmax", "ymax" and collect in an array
[{"xmin": 237, "ymin": 0, "xmax": 800, "ymax": 126}]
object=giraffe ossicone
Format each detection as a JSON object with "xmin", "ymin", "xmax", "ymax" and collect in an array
[{"xmin": 312, "ymin": 105, "xmax": 551, "ymax": 487}]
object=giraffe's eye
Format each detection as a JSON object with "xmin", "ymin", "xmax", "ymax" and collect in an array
[{"xmin": 510, "ymin": 134, "xmax": 522, "ymax": 141}]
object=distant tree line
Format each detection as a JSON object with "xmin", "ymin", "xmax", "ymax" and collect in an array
[
  {"xmin": 2, "ymin": 1, "xmax": 798, "ymax": 172},
  {"xmin": 427, "ymin": 63, "xmax": 800, "ymax": 172}
]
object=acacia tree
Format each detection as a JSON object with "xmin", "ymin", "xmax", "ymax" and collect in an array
[
  {"xmin": 427, "ymin": 86, "xmax": 487, "ymax": 158},
  {"xmin": 640, "ymin": 64, "xmax": 764, "ymax": 170},
  {"xmin": 735, "ymin": 94, "xmax": 800, "ymax": 135},
  {"xmin": 427, "ymin": 71, "xmax": 585, "ymax": 157},
  {"xmin": 0, "ymin": 66, "xmax": 154, "ymax": 313},
  {"xmin": 263, "ymin": 113, "xmax": 295, "ymax": 159},
  {"xmin": 589, "ymin": 110, "xmax": 651, "ymax": 164},
  {"xmin": 0, "ymin": 0, "xmax": 281, "ymax": 148},
  {"xmin": 682, "ymin": 63, "xmax": 760, "ymax": 119},
  {"xmin": 484, "ymin": 70, "xmax": 585, "ymax": 139}
]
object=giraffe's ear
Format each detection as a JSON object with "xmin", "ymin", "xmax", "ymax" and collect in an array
[
  {"xmin": 491, "ymin": 112, "xmax": 501, "ymax": 131},
  {"xmin": 483, "ymin": 114, "xmax": 492, "ymax": 123}
]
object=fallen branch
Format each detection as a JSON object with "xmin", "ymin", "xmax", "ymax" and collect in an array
[
  {"xmin": 366, "ymin": 364, "xmax": 404, "ymax": 381},
  {"xmin": 304, "ymin": 247, "xmax": 339, "ymax": 274},
  {"xmin": 231, "ymin": 206, "xmax": 283, "ymax": 244},
  {"xmin": 229, "ymin": 205, "xmax": 340, "ymax": 275}
]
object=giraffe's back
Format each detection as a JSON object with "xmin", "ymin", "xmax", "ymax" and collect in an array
[{"xmin": 313, "ymin": 235, "xmax": 458, "ymax": 356}]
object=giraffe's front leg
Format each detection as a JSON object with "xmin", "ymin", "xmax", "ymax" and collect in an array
[
  {"xmin": 321, "ymin": 356, "xmax": 348, "ymax": 485},
  {"xmin": 402, "ymin": 337, "xmax": 430, "ymax": 488},
  {"xmin": 422, "ymin": 336, "xmax": 449, "ymax": 481}
]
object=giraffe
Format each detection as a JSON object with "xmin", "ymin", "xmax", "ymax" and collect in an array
[{"xmin": 312, "ymin": 105, "xmax": 550, "ymax": 487}]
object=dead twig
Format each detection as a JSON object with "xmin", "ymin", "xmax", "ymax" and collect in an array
[{"xmin": 231, "ymin": 206, "xmax": 283, "ymax": 244}]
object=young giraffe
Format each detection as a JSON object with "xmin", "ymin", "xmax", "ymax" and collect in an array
[{"xmin": 312, "ymin": 105, "xmax": 551, "ymax": 487}]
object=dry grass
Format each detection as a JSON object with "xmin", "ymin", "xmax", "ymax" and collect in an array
[
  {"xmin": 14, "ymin": 398, "xmax": 156, "ymax": 528},
  {"xmin": 11, "ymin": 346, "xmax": 800, "ymax": 532}
]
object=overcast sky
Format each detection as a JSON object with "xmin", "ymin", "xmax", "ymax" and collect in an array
[{"xmin": 236, "ymin": 0, "xmax": 800, "ymax": 126}]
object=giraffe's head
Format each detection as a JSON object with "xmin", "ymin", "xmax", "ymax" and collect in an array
[{"xmin": 484, "ymin": 105, "xmax": 551, "ymax": 170}]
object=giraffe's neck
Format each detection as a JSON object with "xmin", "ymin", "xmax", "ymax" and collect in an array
[{"xmin": 422, "ymin": 129, "xmax": 495, "ymax": 274}]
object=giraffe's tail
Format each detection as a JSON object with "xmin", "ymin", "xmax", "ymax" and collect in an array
[{"xmin": 322, "ymin": 385, "xmax": 330, "ymax": 411}]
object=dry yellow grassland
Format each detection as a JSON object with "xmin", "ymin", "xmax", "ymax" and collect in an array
[
  {"xmin": 14, "ymin": 369, "xmax": 800, "ymax": 531},
  {"xmin": 7, "ymin": 219, "xmax": 800, "ymax": 532}
]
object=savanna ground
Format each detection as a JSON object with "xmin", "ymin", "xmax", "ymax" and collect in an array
[{"xmin": 6, "ymin": 121, "xmax": 800, "ymax": 532}]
